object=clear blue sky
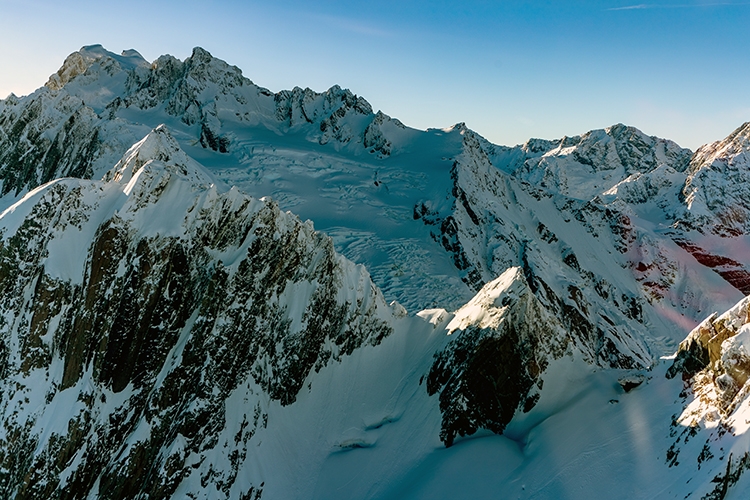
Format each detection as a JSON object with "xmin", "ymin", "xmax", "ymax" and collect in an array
[{"xmin": 2, "ymin": 0, "xmax": 750, "ymax": 150}]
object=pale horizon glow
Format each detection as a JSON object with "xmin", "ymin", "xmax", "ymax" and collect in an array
[{"xmin": 2, "ymin": 1, "xmax": 750, "ymax": 150}]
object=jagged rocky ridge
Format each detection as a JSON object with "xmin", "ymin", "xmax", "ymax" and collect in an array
[
  {"xmin": 3, "ymin": 45, "xmax": 749, "ymax": 316},
  {"xmin": 0, "ymin": 124, "xmax": 661, "ymax": 497},
  {"xmin": 661, "ymin": 294, "xmax": 750, "ymax": 498},
  {"xmin": 0, "ymin": 123, "xmax": 659, "ymax": 498},
  {"xmin": 0, "ymin": 45, "xmax": 397, "ymax": 197},
  {"xmin": 1, "ymin": 45, "xmax": 750, "ymax": 498},
  {"xmin": 0, "ymin": 126, "xmax": 394, "ymax": 498},
  {"xmin": 425, "ymin": 268, "xmax": 570, "ymax": 446}
]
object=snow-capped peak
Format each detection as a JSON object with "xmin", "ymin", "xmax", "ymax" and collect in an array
[
  {"xmin": 679, "ymin": 122, "xmax": 750, "ymax": 234},
  {"xmin": 688, "ymin": 121, "xmax": 750, "ymax": 174},
  {"xmin": 104, "ymin": 124, "xmax": 219, "ymax": 190},
  {"xmin": 181, "ymin": 46, "xmax": 247, "ymax": 88},
  {"xmin": 6, "ymin": 42, "xmax": 750, "ymax": 499},
  {"xmin": 506, "ymin": 123, "xmax": 692, "ymax": 200},
  {"xmin": 45, "ymin": 44, "xmax": 149, "ymax": 91},
  {"xmin": 78, "ymin": 44, "xmax": 149, "ymax": 70},
  {"xmin": 446, "ymin": 267, "xmax": 529, "ymax": 333}
]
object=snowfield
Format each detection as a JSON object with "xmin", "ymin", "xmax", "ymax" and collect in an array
[{"xmin": 0, "ymin": 44, "xmax": 749, "ymax": 498}]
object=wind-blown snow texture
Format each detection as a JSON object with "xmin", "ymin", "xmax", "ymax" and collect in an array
[{"xmin": 0, "ymin": 45, "xmax": 749, "ymax": 498}]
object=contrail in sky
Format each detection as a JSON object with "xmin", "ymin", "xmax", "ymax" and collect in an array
[{"xmin": 608, "ymin": 2, "xmax": 750, "ymax": 10}]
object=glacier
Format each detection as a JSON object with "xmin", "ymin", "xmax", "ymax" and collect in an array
[{"xmin": 0, "ymin": 44, "xmax": 749, "ymax": 499}]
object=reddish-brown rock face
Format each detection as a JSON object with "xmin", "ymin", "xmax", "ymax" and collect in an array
[{"xmin": 675, "ymin": 240, "xmax": 750, "ymax": 295}]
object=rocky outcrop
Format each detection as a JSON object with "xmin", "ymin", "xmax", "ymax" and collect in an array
[
  {"xmin": 46, "ymin": 52, "xmax": 90, "ymax": 91},
  {"xmin": 0, "ymin": 45, "xmax": 394, "ymax": 195},
  {"xmin": 363, "ymin": 110, "xmax": 401, "ymax": 157},
  {"xmin": 667, "ymin": 296, "xmax": 750, "ymax": 412},
  {"xmin": 417, "ymin": 127, "xmax": 654, "ymax": 372},
  {"xmin": 0, "ymin": 126, "xmax": 392, "ymax": 499},
  {"xmin": 681, "ymin": 122, "xmax": 750, "ymax": 236},
  {"xmin": 508, "ymin": 123, "xmax": 692, "ymax": 201},
  {"xmin": 662, "ymin": 295, "xmax": 750, "ymax": 499},
  {"xmin": 426, "ymin": 268, "xmax": 569, "ymax": 446},
  {"xmin": 274, "ymin": 84, "xmax": 374, "ymax": 146},
  {"xmin": 5, "ymin": 43, "xmax": 750, "ymax": 499},
  {"xmin": 674, "ymin": 240, "xmax": 750, "ymax": 295},
  {"xmin": 0, "ymin": 91, "xmax": 100, "ymax": 195}
]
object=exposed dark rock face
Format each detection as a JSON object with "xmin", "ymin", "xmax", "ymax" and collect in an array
[
  {"xmin": 666, "ymin": 325, "xmax": 712, "ymax": 381},
  {"xmin": 702, "ymin": 453, "xmax": 750, "ymax": 500},
  {"xmin": 363, "ymin": 110, "xmax": 401, "ymax": 157},
  {"xmin": 417, "ymin": 129, "xmax": 654, "ymax": 374},
  {"xmin": 412, "ymin": 125, "xmax": 727, "ymax": 445},
  {"xmin": 0, "ymin": 127, "xmax": 392, "ymax": 499},
  {"xmin": 6, "ymin": 43, "xmax": 750, "ymax": 500},
  {"xmin": 425, "ymin": 268, "xmax": 568, "ymax": 447},
  {"xmin": 0, "ymin": 92, "xmax": 99, "ymax": 195},
  {"xmin": 425, "ymin": 255, "xmax": 648, "ymax": 446},
  {"xmin": 428, "ymin": 324, "xmax": 537, "ymax": 446}
]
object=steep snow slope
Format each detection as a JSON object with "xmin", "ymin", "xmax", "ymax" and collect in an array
[
  {"xmin": 2, "ymin": 45, "xmax": 750, "ymax": 499},
  {"xmin": 0, "ymin": 45, "xmax": 472, "ymax": 312},
  {"xmin": 665, "ymin": 122, "xmax": 750, "ymax": 297},
  {"xmin": 477, "ymin": 120, "xmax": 750, "ymax": 304},
  {"xmin": 682, "ymin": 121, "xmax": 750, "ymax": 236},
  {"xmin": 416, "ymin": 126, "xmax": 741, "ymax": 360},
  {"xmin": 0, "ymin": 126, "xmax": 400, "ymax": 498},
  {"xmin": 0, "ymin": 126, "xmax": 662, "ymax": 498},
  {"xmin": 3, "ymin": 45, "xmax": 748, "ymax": 327}
]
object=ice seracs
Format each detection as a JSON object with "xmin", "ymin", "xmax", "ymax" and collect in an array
[
  {"xmin": 0, "ymin": 126, "xmax": 398, "ymax": 498},
  {"xmin": 2, "ymin": 44, "xmax": 750, "ymax": 499}
]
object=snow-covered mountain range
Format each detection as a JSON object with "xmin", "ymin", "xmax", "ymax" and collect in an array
[{"xmin": 1, "ymin": 44, "xmax": 750, "ymax": 498}]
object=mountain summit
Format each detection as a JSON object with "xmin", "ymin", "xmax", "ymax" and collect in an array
[{"xmin": 1, "ymin": 45, "xmax": 750, "ymax": 499}]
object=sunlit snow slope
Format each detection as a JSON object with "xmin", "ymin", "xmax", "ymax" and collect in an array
[{"xmin": 0, "ymin": 45, "xmax": 750, "ymax": 499}]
